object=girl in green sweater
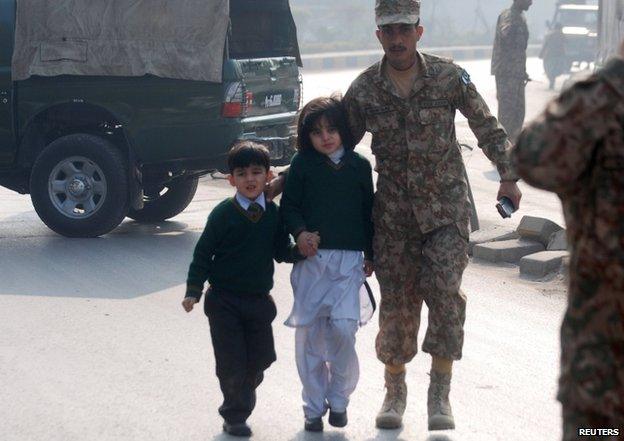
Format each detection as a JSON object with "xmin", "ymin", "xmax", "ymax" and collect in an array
[{"xmin": 281, "ymin": 96, "xmax": 375, "ymax": 432}]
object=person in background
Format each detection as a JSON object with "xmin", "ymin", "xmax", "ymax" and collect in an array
[
  {"xmin": 540, "ymin": 22, "xmax": 567, "ymax": 90},
  {"xmin": 492, "ymin": 0, "xmax": 533, "ymax": 141}
]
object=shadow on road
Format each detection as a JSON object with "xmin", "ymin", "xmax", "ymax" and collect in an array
[
  {"xmin": 0, "ymin": 220, "xmax": 201, "ymax": 299},
  {"xmin": 426, "ymin": 434, "xmax": 454, "ymax": 441},
  {"xmin": 288, "ymin": 430, "xmax": 353, "ymax": 441}
]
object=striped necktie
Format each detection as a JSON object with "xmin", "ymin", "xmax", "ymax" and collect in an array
[{"xmin": 247, "ymin": 202, "xmax": 263, "ymax": 221}]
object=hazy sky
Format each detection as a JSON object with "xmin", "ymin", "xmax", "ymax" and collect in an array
[{"xmin": 291, "ymin": 0, "xmax": 560, "ymax": 44}]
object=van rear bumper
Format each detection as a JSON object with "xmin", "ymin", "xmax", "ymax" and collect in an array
[{"xmin": 241, "ymin": 111, "xmax": 297, "ymax": 166}]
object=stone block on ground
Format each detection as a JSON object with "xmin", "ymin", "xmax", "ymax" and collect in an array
[
  {"xmin": 517, "ymin": 216, "xmax": 564, "ymax": 247},
  {"xmin": 473, "ymin": 239, "xmax": 545, "ymax": 264},
  {"xmin": 468, "ymin": 227, "xmax": 520, "ymax": 256},
  {"xmin": 520, "ymin": 251, "xmax": 569, "ymax": 277},
  {"xmin": 547, "ymin": 230, "xmax": 568, "ymax": 251}
]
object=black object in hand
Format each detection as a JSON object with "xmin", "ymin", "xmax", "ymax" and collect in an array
[{"xmin": 496, "ymin": 196, "xmax": 516, "ymax": 219}]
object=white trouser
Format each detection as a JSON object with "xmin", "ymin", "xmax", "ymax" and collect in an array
[{"xmin": 295, "ymin": 317, "xmax": 359, "ymax": 418}]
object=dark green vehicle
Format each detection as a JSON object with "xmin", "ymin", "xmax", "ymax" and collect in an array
[{"xmin": 0, "ymin": 0, "xmax": 302, "ymax": 237}]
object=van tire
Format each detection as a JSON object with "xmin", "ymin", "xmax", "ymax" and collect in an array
[
  {"xmin": 30, "ymin": 134, "xmax": 129, "ymax": 237},
  {"xmin": 128, "ymin": 177, "xmax": 198, "ymax": 222}
]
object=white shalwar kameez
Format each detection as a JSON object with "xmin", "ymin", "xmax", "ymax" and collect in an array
[
  {"xmin": 285, "ymin": 147, "xmax": 372, "ymax": 418},
  {"xmin": 285, "ymin": 248, "xmax": 366, "ymax": 418}
]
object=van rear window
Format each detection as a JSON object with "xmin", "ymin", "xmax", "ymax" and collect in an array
[{"xmin": 229, "ymin": 0, "xmax": 301, "ymax": 63}]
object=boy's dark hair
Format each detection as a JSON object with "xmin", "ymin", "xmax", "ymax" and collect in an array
[
  {"xmin": 297, "ymin": 95, "xmax": 355, "ymax": 152},
  {"xmin": 227, "ymin": 140, "xmax": 271, "ymax": 173}
]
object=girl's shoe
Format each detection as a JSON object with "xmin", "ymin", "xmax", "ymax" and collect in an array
[
  {"xmin": 328, "ymin": 409, "xmax": 348, "ymax": 427},
  {"xmin": 304, "ymin": 417, "xmax": 324, "ymax": 432}
]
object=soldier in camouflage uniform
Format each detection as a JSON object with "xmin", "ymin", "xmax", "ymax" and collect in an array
[
  {"xmin": 512, "ymin": 44, "xmax": 624, "ymax": 441},
  {"xmin": 492, "ymin": 0, "xmax": 532, "ymax": 141},
  {"xmin": 342, "ymin": 0, "xmax": 522, "ymax": 431}
]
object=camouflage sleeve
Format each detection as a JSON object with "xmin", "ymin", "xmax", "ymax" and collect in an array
[
  {"xmin": 343, "ymin": 83, "xmax": 367, "ymax": 145},
  {"xmin": 511, "ymin": 78, "xmax": 615, "ymax": 193},
  {"xmin": 454, "ymin": 67, "xmax": 518, "ymax": 181}
]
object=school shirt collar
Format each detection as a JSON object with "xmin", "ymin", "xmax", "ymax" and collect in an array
[
  {"xmin": 235, "ymin": 192, "xmax": 266, "ymax": 211},
  {"xmin": 309, "ymin": 147, "xmax": 357, "ymax": 168},
  {"xmin": 328, "ymin": 146, "xmax": 345, "ymax": 164}
]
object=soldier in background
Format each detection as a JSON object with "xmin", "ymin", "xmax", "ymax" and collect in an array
[
  {"xmin": 512, "ymin": 41, "xmax": 624, "ymax": 441},
  {"xmin": 492, "ymin": 0, "xmax": 532, "ymax": 141},
  {"xmin": 540, "ymin": 23, "xmax": 567, "ymax": 90},
  {"xmin": 343, "ymin": 0, "xmax": 522, "ymax": 431}
]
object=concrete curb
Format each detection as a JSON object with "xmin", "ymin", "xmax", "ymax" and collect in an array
[
  {"xmin": 470, "ymin": 216, "xmax": 569, "ymax": 281},
  {"xmin": 520, "ymin": 251, "xmax": 569, "ymax": 278},
  {"xmin": 468, "ymin": 228, "xmax": 519, "ymax": 256},
  {"xmin": 473, "ymin": 239, "xmax": 545, "ymax": 264},
  {"xmin": 301, "ymin": 44, "xmax": 541, "ymax": 72}
]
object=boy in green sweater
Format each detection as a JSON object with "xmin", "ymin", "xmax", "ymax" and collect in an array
[{"xmin": 182, "ymin": 141, "xmax": 300, "ymax": 437}]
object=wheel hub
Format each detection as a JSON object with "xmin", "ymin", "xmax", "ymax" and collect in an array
[
  {"xmin": 67, "ymin": 176, "xmax": 91, "ymax": 198},
  {"xmin": 48, "ymin": 156, "xmax": 107, "ymax": 219}
]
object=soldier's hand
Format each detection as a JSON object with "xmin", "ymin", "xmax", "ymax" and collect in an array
[
  {"xmin": 497, "ymin": 181, "xmax": 522, "ymax": 211},
  {"xmin": 265, "ymin": 174, "xmax": 286, "ymax": 202},
  {"xmin": 182, "ymin": 297, "xmax": 198, "ymax": 313}
]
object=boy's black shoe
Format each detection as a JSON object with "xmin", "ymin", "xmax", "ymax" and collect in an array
[
  {"xmin": 328, "ymin": 409, "xmax": 348, "ymax": 428},
  {"xmin": 222, "ymin": 421, "xmax": 252, "ymax": 437},
  {"xmin": 304, "ymin": 417, "xmax": 323, "ymax": 432}
]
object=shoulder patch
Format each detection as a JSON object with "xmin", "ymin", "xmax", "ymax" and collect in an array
[{"xmin": 461, "ymin": 69, "xmax": 472, "ymax": 85}]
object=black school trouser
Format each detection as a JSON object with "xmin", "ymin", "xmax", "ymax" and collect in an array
[{"xmin": 204, "ymin": 287, "xmax": 277, "ymax": 424}]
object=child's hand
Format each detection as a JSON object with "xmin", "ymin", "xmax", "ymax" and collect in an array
[
  {"xmin": 182, "ymin": 297, "xmax": 198, "ymax": 313},
  {"xmin": 297, "ymin": 231, "xmax": 320, "ymax": 257},
  {"xmin": 364, "ymin": 260, "xmax": 374, "ymax": 277}
]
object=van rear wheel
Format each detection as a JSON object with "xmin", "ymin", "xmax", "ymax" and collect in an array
[
  {"xmin": 127, "ymin": 177, "xmax": 198, "ymax": 222},
  {"xmin": 30, "ymin": 134, "xmax": 129, "ymax": 237}
]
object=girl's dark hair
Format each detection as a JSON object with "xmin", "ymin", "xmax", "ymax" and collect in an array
[
  {"xmin": 296, "ymin": 95, "xmax": 355, "ymax": 152},
  {"xmin": 227, "ymin": 140, "xmax": 270, "ymax": 173}
]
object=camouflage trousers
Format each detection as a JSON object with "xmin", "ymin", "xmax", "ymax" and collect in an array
[
  {"xmin": 373, "ymin": 187, "xmax": 469, "ymax": 365},
  {"xmin": 558, "ymin": 273, "xmax": 624, "ymax": 440},
  {"xmin": 495, "ymin": 75, "xmax": 526, "ymax": 142}
]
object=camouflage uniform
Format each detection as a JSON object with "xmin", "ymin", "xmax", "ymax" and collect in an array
[
  {"xmin": 492, "ymin": 4, "xmax": 529, "ymax": 141},
  {"xmin": 343, "ymin": 52, "xmax": 517, "ymax": 364},
  {"xmin": 512, "ymin": 58, "xmax": 624, "ymax": 441}
]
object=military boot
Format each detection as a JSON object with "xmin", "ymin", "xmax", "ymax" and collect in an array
[
  {"xmin": 427, "ymin": 371, "xmax": 455, "ymax": 431},
  {"xmin": 375, "ymin": 369, "xmax": 407, "ymax": 429}
]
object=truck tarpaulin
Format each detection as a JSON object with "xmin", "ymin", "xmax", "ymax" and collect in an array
[{"xmin": 11, "ymin": 0, "xmax": 229, "ymax": 82}]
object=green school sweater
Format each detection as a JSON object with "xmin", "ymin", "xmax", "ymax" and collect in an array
[
  {"xmin": 185, "ymin": 198, "xmax": 299, "ymax": 299},
  {"xmin": 280, "ymin": 149, "xmax": 374, "ymax": 260}
]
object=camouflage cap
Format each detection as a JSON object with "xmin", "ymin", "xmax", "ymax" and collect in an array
[{"xmin": 375, "ymin": 0, "xmax": 420, "ymax": 26}]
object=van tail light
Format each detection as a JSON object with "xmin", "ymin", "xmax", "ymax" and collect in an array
[{"xmin": 222, "ymin": 82, "xmax": 246, "ymax": 118}]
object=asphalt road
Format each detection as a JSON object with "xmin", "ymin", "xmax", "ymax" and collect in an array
[{"xmin": 0, "ymin": 58, "xmax": 571, "ymax": 441}]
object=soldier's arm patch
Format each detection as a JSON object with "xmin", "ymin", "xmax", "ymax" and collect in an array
[{"xmin": 461, "ymin": 69, "xmax": 472, "ymax": 85}]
